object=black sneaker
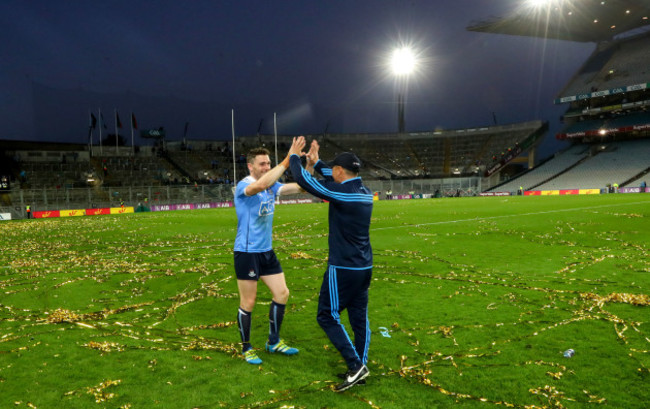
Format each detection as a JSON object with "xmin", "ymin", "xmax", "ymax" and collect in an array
[
  {"xmin": 334, "ymin": 365, "xmax": 369, "ymax": 392},
  {"xmin": 336, "ymin": 372, "xmax": 366, "ymax": 384}
]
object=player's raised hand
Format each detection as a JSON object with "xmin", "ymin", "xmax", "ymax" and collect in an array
[
  {"xmin": 289, "ymin": 136, "xmax": 306, "ymax": 156},
  {"xmin": 306, "ymin": 139, "xmax": 320, "ymax": 166},
  {"xmin": 282, "ymin": 136, "xmax": 306, "ymax": 168}
]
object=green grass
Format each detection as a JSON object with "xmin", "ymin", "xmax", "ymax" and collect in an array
[{"xmin": 1, "ymin": 194, "xmax": 649, "ymax": 408}]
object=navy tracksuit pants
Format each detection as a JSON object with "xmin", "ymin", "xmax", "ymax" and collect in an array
[{"xmin": 317, "ymin": 265, "xmax": 372, "ymax": 370}]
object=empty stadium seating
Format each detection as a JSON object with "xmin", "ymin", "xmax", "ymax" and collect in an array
[
  {"xmin": 559, "ymin": 32, "xmax": 650, "ymax": 99},
  {"xmin": 495, "ymin": 139, "xmax": 650, "ymax": 192},
  {"xmin": 496, "ymin": 144, "xmax": 591, "ymax": 191},
  {"xmin": 536, "ymin": 139, "xmax": 650, "ymax": 190}
]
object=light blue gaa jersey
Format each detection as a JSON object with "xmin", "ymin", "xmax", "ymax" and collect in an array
[{"xmin": 234, "ymin": 176, "xmax": 283, "ymax": 253}]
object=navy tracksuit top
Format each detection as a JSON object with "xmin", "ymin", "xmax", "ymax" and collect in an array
[{"xmin": 289, "ymin": 155, "xmax": 373, "ymax": 268}]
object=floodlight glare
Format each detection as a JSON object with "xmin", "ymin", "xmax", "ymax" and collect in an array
[
  {"xmin": 526, "ymin": 0, "xmax": 557, "ymax": 8},
  {"xmin": 391, "ymin": 47, "xmax": 416, "ymax": 76}
]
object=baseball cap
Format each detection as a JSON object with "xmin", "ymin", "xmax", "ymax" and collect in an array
[{"xmin": 328, "ymin": 152, "xmax": 361, "ymax": 173}]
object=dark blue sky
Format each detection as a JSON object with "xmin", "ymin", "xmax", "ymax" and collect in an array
[{"xmin": 1, "ymin": 0, "xmax": 595, "ymax": 158}]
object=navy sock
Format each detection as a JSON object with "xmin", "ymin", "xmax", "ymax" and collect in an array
[
  {"xmin": 268, "ymin": 301, "xmax": 286, "ymax": 345},
  {"xmin": 237, "ymin": 308, "xmax": 252, "ymax": 352}
]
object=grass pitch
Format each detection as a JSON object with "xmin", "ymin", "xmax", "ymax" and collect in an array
[{"xmin": 1, "ymin": 194, "xmax": 649, "ymax": 408}]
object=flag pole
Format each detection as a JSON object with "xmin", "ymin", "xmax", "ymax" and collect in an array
[
  {"xmin": 114, "ymin": 109, "xmax": 119, "ymax": 154},
  {"xmin": 130, "ymin": 111, "xmax": 134, "ymax": 157},
  {"xmin": 231, "ymin": 109, "xmax": 236, "ymax": 186},
  {"xmin": 274, "ymin": 112, "xmax": 278, "ymax": 167},
  {"xmin": 88, "ymin": 109, "xmax": 93, "ymax": 156},
  {"xmin": 98, "ymin": 108, "xmax": 103, "ymax": 156}
]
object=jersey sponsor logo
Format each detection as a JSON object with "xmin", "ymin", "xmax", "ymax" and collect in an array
[{"xmin": 258, "ymin": 198, "xmax": 275, "ymax": 216}]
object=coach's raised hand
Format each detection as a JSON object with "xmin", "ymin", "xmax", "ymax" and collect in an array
[{"xmin": 306, "ymin": 139, "xmax": 320, "ymax": 167}]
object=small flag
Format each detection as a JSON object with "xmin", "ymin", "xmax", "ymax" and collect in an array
[
  {"xmin": 116, "ymin": 112, "xmax": 123, "ymax": 129},
  {"xmin": 90, "ymin": 113, "xmax": 97, "ymax": 129},
  {"xmin": 100, "ymin": 113, "xmax": 107, "ymax": 129},
  {"xmin": 131, "ymin": 113, "xmax": 138, "ymax": 130}
]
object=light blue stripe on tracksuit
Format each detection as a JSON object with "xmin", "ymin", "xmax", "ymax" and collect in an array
[{"xmin": 317, "ymin": 265, "xmax": 372, "ymax": 370}]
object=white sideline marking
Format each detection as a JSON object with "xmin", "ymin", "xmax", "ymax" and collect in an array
[{"xmin": 372, "ymin": 200, "xmax": 650, "ymax": 231}]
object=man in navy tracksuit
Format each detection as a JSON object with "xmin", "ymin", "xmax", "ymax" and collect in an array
[{"xmin": 288, "ymin": 137, "xmax": 373, "ymax": 392}]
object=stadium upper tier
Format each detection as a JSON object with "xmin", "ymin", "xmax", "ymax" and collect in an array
[
  {"xmin": 1, "ymin": 120, "xmax": 544, "ymax": 192},
  {"xmin": 468, "ymin": 0, "xmax": 650, "ymax": 42},
  {"xmin": 318, "ymin": 121, "xmax": 544, "ymax": 179},
  {"xmin": 558, "ymin": 109, "xmax": 650, "ymax": 139},
  {"xmin": 557, "ymin": 32, "xmax": 650, "ymax": 100},
  {"xmin": 229, "ymin": 121, "xmax": 544, "ymax": 180}
]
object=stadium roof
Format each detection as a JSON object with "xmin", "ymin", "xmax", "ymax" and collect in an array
[{"xmin": 467, "ymin": 0, "xmax": 650, "ymax": 42}]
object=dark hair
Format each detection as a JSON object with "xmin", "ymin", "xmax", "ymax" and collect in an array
[{"xmin": 247, "ymin": 147, "xmax": 271, "ymax": 164}]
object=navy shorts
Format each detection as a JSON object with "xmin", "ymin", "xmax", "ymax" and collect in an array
[{"xmin": 234, "ymin": 250, "xmax": 283, "ymax": 281}]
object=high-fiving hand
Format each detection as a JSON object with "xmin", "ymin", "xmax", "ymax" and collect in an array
[
  {"xmin": 306, "ymin": 139, "xmax": 320, "ymax": 167},
  {"xmin": 288, "ymin": 136, "xmax": 306, "ymax": 157},
  {"xmin": 282, "ymin": 136, "xmax": 306, "ymax": 168}
]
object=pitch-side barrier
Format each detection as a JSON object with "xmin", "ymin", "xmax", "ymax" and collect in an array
[
  {"xmin": 480, "ymin": 187, "xmax": 650, "ymax": 197},
  {"xmin": 24, "ymin": 187, "xmax": 650, "ymax": 219}
]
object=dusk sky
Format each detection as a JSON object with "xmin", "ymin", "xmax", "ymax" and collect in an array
[{"xmin": 1, "ymin": 0, "xmax": 596, "ymax": 158}]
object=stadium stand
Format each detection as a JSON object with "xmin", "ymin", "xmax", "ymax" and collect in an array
[
  {"xmin": 495, "ymin": 144, "xmax": 591, "ymax": 192},
  {"xmin": 494, "ymin": 138, "xmax": 650, "ymax": 193},
  {"xmin": 558, "ymin": 32, "xmax": 650, "ymax": 99},
  {"xmin": 499, "ymin": 27, "xmax": 650, "ymax": 193},
  {"xmin": 534, "ymin": 139, "xmax": 650, "ymax": 190},
  {"xmin": 96, "ymin": 155, "xmax": 185, "ymax": 187},
  {"xmin": 626, "ymin": 173, "xmax": 650, "ymax": 188},
  {"xmin": 321, "ymin": 121, "xmax": 544, "ymax": 181},
  {"xmin": 0, "ymin": 117, "xmax": 547, "ymax": 213},
  {"xmin": 468, "ymin": 0, "xmax": 650, "ymax": 194}
]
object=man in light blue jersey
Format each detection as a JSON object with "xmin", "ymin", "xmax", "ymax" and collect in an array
[{"xmin": 234, "ymin": 141, "xmax": 311, "ymax": 365}]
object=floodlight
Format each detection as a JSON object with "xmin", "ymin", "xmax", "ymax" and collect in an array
[
  {"xmin": 391, "ymin": 47, "xmax": 416, "ymax": 76},
  {"xmin": 525, "ymin": 0, "xmax": 564, "ymax": 9},
  {"xmin": 526, "ymin": 0, "xmax": 553, "ymax": 7}
]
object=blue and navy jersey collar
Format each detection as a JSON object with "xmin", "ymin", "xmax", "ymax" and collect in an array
[{"xmin": 342, "ymin": 176, "xmax": 361, "ymax": 184}]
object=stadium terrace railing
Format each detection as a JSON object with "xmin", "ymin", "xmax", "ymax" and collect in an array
[
  {"xmin": 2, "ymin": 177, "xmax": 482, "ymax": 218},
  {"xmin": 364, "ymin": 177, "xmax": 482, "ymax": 198},
  {"xmin": 3, "ymin": 184, "xmax": 234, "ymax": 216}
]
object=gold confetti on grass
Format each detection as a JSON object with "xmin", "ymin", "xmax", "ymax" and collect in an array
[
  {"xmin": 84, "ymin": 341, "xmax": 124, "ymax": 352},
  {"xmin": 582, "ymin": 390, "xmax": 607, "ymax": 404},
  {"xmin": 435, "ymin": 326, "xmax": 454, "ymax": 338},
  {"xmin": 528, "ymin": 385, "xmax": 574, "ymax": 408},
  {"xmin": 546, "ymin": 371, "xmax": 563, "ymax": 380},
  {"xmin": 181, "ymin": 338, "xmax": 238, "ymax": 355},
  {"xmin": 289, "ymin": 251, "xmax": 314, "ymax": 260},
  {"xmin": 580, "ymin": 292, "xmax": 650, "ymax": 307},
  {"xmin": 397, "ymin": 365, "xmax": 523, "ymax": 407},
  {"xmin": 85, "ymin": 379, "xmax": 121, "ymax": 403},
  {"xmin": 45, "ymin": 308, "xmax": 81, "ymax": 323},
  {"xmin": 180, "ymin": 321, "xmax": 236, "ymax": 332},
  {"xmin": 44, "ymin": 302, "xmax": 156, "ymax": 324}
]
